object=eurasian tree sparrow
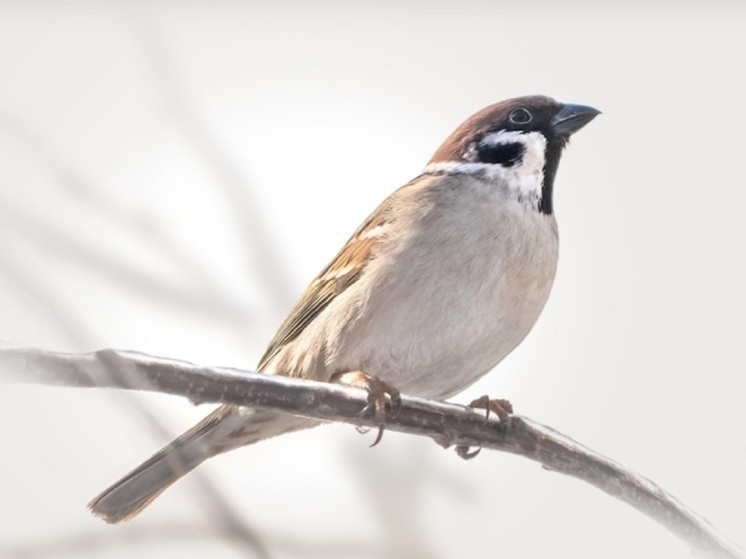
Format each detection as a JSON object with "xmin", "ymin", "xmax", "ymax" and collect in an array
[{"xmin": 90, "ymin": 95, "xmax": 599, "ymax": 523}]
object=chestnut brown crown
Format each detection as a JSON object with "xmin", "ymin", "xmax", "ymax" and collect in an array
[{"xmin": 428, "ymin": 95, "xmax": 599, "ymax": 164}]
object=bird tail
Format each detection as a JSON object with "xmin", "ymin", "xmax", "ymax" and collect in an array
[{"xmin": 89, "ymin": 405, "xmax": 315, "ymax": 523}]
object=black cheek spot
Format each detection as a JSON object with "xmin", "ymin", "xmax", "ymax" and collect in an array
[{"xmin": 476, "ymin": 142, "xmax": 525, "ymax": 167}]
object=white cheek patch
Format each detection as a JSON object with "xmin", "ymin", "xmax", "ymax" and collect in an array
[{"xmin": 424, "ymin": 130, "xmax": 547, "ymax": 210}]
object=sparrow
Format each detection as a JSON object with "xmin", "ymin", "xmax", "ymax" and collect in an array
[{"xmin": 89, "ymin": 95, "xmax": 599, "ymax": 523}]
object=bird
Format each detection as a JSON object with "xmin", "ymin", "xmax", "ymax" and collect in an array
[{"xmin": 89, "ymin": 95, "xmax": 599, "ymax": 523}]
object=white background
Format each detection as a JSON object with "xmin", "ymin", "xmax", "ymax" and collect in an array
[{"xmin": 0, "ymin": 2, "xmax": 744, "ymax": 558}]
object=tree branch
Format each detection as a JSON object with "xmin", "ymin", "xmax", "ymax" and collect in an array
[{"xmin": 1, "ymin": 347, "xmax": 742, "ymax": 559}]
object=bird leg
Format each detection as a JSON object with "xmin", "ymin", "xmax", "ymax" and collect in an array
[
  {"xmin": 455, "ymin": 395, "xmax": 514, "ymax": 460},
  {"xmin": 331, "ymin": 370, "xmax": 401, "ymax": 447}
]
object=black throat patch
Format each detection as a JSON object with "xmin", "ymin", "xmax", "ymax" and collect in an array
[{"xmin": 539, "ymin": 136, "xmax": 568, "ymax": 215}]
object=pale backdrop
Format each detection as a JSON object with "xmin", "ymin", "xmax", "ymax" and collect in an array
[{"xmin": 1, "ymin": 2, "xmax": 744, "ymax": 558}]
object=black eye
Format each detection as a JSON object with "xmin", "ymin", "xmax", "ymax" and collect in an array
[
  {"xmin": 476, "ymin": 141, "xmax": 525, "ymax": 167},
  {"xmin": 509, "ymin": 108, "xmax": 533, "ymax": 124}
]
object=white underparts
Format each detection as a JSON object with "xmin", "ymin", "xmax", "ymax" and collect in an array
[{"xmin": 423, "ymin": 130, "xmax": 547, "ymax": 210}]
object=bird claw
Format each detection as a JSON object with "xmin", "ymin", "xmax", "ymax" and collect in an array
[
  {"xmin": 468, "ymin": 394, "xmax": 513, "ymax": 423},
  {"xmin": 455, "ymin": 445, "xmax": 482, "ymax": 460},
  {"xmin": 454, "ymin": 395, "xmax": 513, "ymax": 460},
  {"xmin": 331, "ymin": 371, "xmax": 401, "ymax": 446}
]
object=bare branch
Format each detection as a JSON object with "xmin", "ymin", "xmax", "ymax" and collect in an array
[{"xmin": 2, "ymin": 347, "xmax": 743, "ymax": 559}]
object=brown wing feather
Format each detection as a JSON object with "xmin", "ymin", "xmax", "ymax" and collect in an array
[{"xmin": 257, "ymin": 199, "xmax": 396, "ymax": 372}]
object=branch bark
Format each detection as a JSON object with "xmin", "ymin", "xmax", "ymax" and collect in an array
[{"xmin": 1, "ymin": 347, "xmax": 742, "ymax": 559}]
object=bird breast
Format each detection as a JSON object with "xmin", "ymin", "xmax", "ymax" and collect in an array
[
  {"xmin": 271, "ymin": 174, "xmax": 559, "ymax": 401},
  {"xmin": 330, "ymin": 174, "xmax": 559, "ymax": 399}
]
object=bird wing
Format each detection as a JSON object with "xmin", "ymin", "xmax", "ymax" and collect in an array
[{"xmin": 256, "ymin": 194, "xmax": 400, "ymax": 372}]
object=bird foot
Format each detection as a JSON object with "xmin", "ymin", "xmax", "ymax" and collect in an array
[
  {"xmin": 468, "ymin": 394, "xmax": 513, "ymax": 423},
  {"xmin": 455, "ymin": 395, "xmax": 513, "ymax": 460},
  {"xmin": 331, "ymin": 371, "xmax": 401, "ymax": 447}
]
